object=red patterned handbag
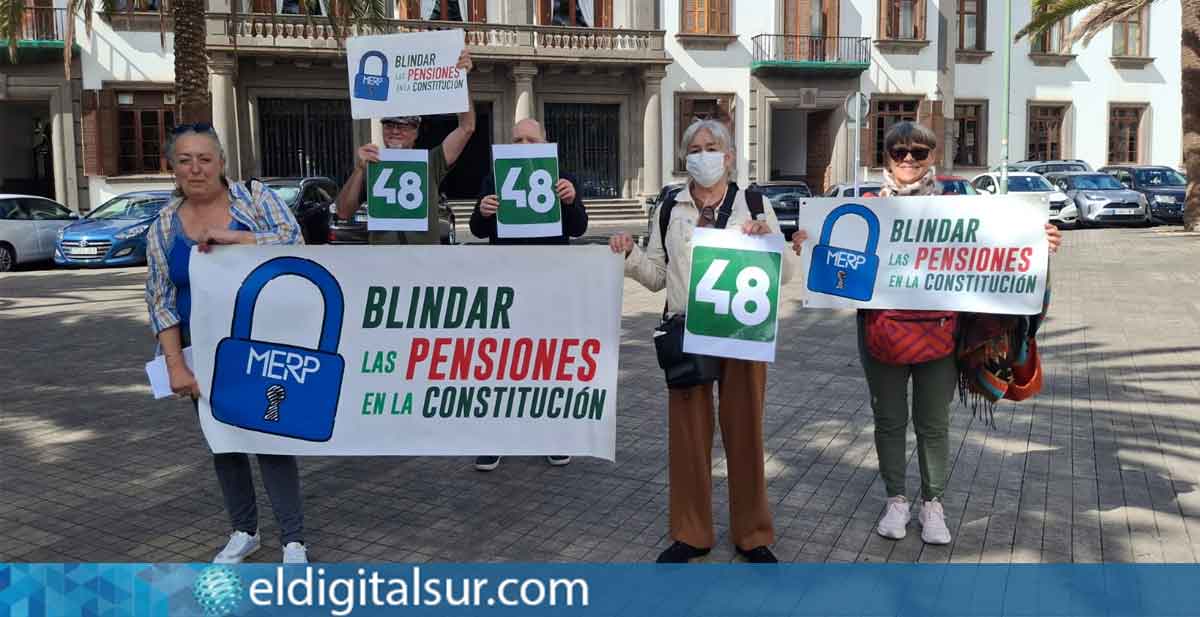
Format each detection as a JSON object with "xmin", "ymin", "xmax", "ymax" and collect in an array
[{"xmin": 864, "ymin": 309, "xmax": 959, "ymax": 366}]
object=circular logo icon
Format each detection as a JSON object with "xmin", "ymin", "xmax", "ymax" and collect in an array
[{"xmin": 193, "ymin": 565, "xmax": 243, "ymax": 617}]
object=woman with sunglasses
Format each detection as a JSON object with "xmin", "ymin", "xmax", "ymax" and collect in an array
[
  {"xmin": 862, "ymin": 122, "xmax": 1061, "ymax": 545},
  {"xmin": 144, "ymin": 123, "xmax": 310, "ymax": 564}
]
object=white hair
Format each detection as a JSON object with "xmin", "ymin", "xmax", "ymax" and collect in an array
[{"xmin": 679, "ymin": 119, "xmax": 735, "ymax": 173}]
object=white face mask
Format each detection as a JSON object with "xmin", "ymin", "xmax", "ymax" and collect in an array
[{"xmin": 686, "ymin": 151, "xmax": 727, "ymax": 188}]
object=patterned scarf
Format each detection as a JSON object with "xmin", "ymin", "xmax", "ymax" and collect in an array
[{"xmin": 880, "ymin": 167, "xmax": 937, "ymax": 197}]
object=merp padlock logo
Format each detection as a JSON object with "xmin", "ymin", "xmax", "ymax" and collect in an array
[
  {"xmin": 807, "ymin": 203, "xmax": 881, "ymax": 302},
  {"xmin": 353, "ymin": 50, "xmax": 390, "ymax": 102},
  {"xmin": 210, "ymin": 257, "xmax": 346, "ymax": 442}
]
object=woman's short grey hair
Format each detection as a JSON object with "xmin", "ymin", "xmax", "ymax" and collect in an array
[
  {"xmin": 679, "ymin": 119, "xmax": 735, "ymax": 172},
  {"xmin": 883, "ymin": 121, "xmax": 938, "ymax": 154}
]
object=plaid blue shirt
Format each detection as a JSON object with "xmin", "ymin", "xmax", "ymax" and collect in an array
[{"xmin": 145, "ymin": 181, "xmax": 303, "ymax": 335}]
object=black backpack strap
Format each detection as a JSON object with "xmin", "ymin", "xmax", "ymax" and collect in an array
[
  {"xmin": 658, "ymin": 187, "xmax": 681, "ymax": 265},
  {"xmin": 715, "ymin": 181, "xmax": 751, "ymax": 230},
  {"xmin": 744, "ymin": 188, "xmax": 766, "ymax": 221}
]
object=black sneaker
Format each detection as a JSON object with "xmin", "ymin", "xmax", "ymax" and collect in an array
[
  {"xmin": 655, "ymin": 541, "xmax": 710, "ymax": 563},
  {"xmin": 546, "ymin": 455, "xmax": 572, "ymax": 466},
  {"xmin": 736, "ymin": 545, "xmax": 778, "ymax": 563},
  {"xmin": 474, "ymin": 456, "xmax": 501, "ymax": 471}
]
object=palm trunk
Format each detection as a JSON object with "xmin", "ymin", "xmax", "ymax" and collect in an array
[
  {"xmin": 174, "ymin": 0, "xmax": 211, "ymax": 123},
  {"xmin": 1183, "ymin": 0, "xmax": 1200, "ymax": 230}
]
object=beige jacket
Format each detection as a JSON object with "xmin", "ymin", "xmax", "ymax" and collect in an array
[{"xmin": 624, "ymin": 185, "xmax": 796, "ymax": 314}]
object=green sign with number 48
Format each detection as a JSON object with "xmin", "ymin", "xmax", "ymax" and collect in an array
[
  {"xmin": 493, "ymin": 143, "xmax": 562, "ymax": 239},
  {"xmin": 367, "ymin": 149, "xmax": 429, "ymax": 232},
  {"xmin": 684, "ymin": 228, "xmax": 783, "ymax": 362}
]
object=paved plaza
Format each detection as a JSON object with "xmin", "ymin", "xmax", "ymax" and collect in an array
[{"xmin": 2, "ymin": 227, "xmax": 1199, "ymax": 564}]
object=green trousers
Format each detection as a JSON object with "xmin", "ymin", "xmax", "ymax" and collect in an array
[{"xmin": 857, "ymin": 318, "xmax": 958, "ymax": 501}]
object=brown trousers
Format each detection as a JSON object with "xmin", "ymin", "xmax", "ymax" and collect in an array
[{"xmin": 668, "ymin": 358, "xmax": 774, "ymax": 550}]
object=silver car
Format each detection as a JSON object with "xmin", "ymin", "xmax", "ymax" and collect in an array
[
  {"xmin": 0, "ymin": 194, "xmax": 78, "ymax": 272},
  {"xmin": 1044, "ymin": 172, "xmax": 1151, "ymax": 227}
]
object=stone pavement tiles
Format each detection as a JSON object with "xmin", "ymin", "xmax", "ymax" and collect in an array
[{"xmin": 1, "ymin": 227, "xmax": 1198, "ymax": 563}]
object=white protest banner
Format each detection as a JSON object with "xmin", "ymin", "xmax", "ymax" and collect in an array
[
  {"xmin": 347, "ymin": 30, "xmax": 468, "ymax": 120},
  {"xmin": 189, "ymin": 246, "xmax": 623, "ymax": 460},
  {"xmin": 683, "ymin": 228, "xmax": 785, "ymax": 362},
  {"xmin": 493, "ymin": 143, "xmax": 563, "ymax": 239},
  {"xmin": 367, "ymin": 149, "xmax": 430, "ymax": 232},
  {"xmin": 796, "ymin": 195, "xmax": 1049, "ymax": 314}
]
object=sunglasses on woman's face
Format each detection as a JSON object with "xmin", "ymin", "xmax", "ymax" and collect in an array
[{"xmin": 888, "ymin": 146, "xmax": 931, "ymax": 162}]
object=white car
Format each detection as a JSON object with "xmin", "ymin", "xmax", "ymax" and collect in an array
[
  {"xmin": 0, "ymin": 194, "xmax": 78, "ymax": 272},
  {"xmin": 971, "ymin": 172, "xmax": 1079, "ymax": 227}
]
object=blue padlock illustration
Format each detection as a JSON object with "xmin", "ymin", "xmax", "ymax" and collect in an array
[
  {"xmin": 807, "ymin": 203, "xmax": 881, "ymax": 302},
  {"xmin": 211, "ymin": 257, "xmax": 346, "ymax": 442},
  {"xmin": 353, "ymin": 50, "xmax": 390, "ymax": 102}
]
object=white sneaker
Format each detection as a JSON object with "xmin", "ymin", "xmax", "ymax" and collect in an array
[
  {"xmin": 919, "ymin": 498, "xmax": 952, "ymax": 545},
  {"xmin": 282, "ymin": 542, "xmax": 309, "ymax": 564},
  {"xmin": 876, "ymin": 496, "xmax": 911, "ymax": 540},
  {"xmin": 213, "ymin": 530, "xmax": 260, "ymax": 564}
]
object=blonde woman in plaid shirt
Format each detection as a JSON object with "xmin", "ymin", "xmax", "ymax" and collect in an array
[{"xmin": 145, "ymin": 123, "xmax": 309, "ymax": 564}]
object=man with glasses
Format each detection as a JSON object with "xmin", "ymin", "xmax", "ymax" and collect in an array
[{"xmin": 333, "ymin": 50, "xmax": 475, "ymax": 245}]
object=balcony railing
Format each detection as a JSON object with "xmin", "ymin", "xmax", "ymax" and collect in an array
[
  {"xmin": 751, "ymin": 34, "xmax": 871, "ymax": 73},
  {"xmin": 208, "ymin": 14, "xmax": 667, "ymax": 63},
  {"xmin": 12, "ymin": 7, "xmax": 68, "ymax": 42}
]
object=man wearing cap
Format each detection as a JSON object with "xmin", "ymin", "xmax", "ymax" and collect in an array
[{"xmin": 334, "ymin": 49, "xmax": 475, "ymax": 244}]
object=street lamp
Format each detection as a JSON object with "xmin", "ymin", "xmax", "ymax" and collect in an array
[{"xmin": 999, "ymin": 0, "xmax": 1012, "ymax": 195}]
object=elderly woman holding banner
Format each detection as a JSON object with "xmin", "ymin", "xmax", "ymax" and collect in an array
[
  {"xmin": 145, "ymin": 123, "xmax": 311, "ymax": 564},
  {"xmin": 844, "ymin": 121, "xmax": 1062, "ymax": 546},
  {"xmin": 609, "ymin": 119, "xmax": 804, "ymax": 563}
]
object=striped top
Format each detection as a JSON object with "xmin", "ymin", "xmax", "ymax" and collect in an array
[{"xmin": 145, "ymin": 181, "xmax": 303, "ymax": 335}]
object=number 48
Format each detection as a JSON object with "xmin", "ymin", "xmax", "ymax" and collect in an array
[
  {"xmin": 696, "ymin": 259, "xmax": 772, "ymax": 327},
  {"xmin": 501, "ymin": 168, "xmax": 556, "ymax": 214}
]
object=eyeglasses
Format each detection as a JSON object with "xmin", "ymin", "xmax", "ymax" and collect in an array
[
  {"xmin": 382, "ymin": 121, "xmax": 419, "ymax": 130},
  {"xmin": 170, "ymin": 122, "xmax": 214, "ymax": 135},
  {"xmin": 888, "ymin": 146, "xmax": 932, "ymax": 162}
]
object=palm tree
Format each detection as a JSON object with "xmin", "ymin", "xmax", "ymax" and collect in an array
[
  {"xmin": 1, "ymin": 0, "xmax": 389, "ymax": 123},
  {"xmin": 1016, "ymin": 0, "xmax": 1200, "ymax": 231}
]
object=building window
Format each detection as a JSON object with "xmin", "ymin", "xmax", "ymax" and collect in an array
[
  {"xmin": 873, "ymin": 99, "xmax": 919, "ymax": 167},
  {"xmin": 1027, "ymin": 104, "xmax": 1067, "ymax": 161},
  {"xmin": 1112, "ymin": 8, "xmax": 1145, "ymax": 56},
  {"xmin": 116, "ymin": 93, "xmax": 174, "ymax": 175},
  {"xmin": 675, "ymin": 93, "xmax": 735, "ymax": 172},
  {"xmin": 1108, "ymin": 106, "xmax": 1144, "ymax": 164},
  {"xmin": 954, "ymin": 103, "xmax": 985, "ymax": 167},
  {"xmin": 539, "ymin": 0, "xmax": 612, "ymax": 27},
  {"xmin": 1031, "ymin": 18, "xmax": 1068, "ymax": 53},
  {"xmin": 115, "ymin": 0, "xmax": 163, "ymax": 9},
  {"xmin": 958, "ymin": 0, "xmax": 984, "ymax": 50},
  {"xmin": 681, "ymin": 0, "xmax": 732, "ymax": 35},
  {"xmin": 880, "ymin": 0, "xmax": 925, "ymax": 40}
]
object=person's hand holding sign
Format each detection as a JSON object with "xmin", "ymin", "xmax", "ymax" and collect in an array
[
  {"xmin": 356, "ymin": 144, "xmax": 381, "ymax": 171},
  {"xmin": 479, "ymin": 194, "xmax": 500, "ymax": 217},
  {"xmin": 790, "ymin": 230, "xmax": 808, "ymax": 257},
  {"xmin": 1044, "ymin": 223, "xmax": 1062, "ymax": 254},
  {"xmin": 456, "ymin": 48, "xmax": 473, "ymax": 73},
  {"xmin": 196, "ymin": 227, "xmax": 255, "ymax": 254},
  {"xmin": 555, "ymin": 179, "xmax": 577, "ymax": 206},
  {"xmin": 609, "ymin": 232, "xmax": 635, "ymax": 257}
]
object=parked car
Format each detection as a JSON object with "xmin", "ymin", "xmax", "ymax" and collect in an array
[
  {"xmin": 0, "ymin": 194, "xmax": 78, "ymax": 272},
  {"xmin": 971, "ymin": 171, "xmax": 1079, "ymax": 227},
  {"xmin": 1098, "ymin": 165, "xmax": 1187, "ymax": 224},
  {"xmin": 54, "ymin": 191, "xmax": 172, "ymax": 267},
  {"xmin": 749, "ymin": 181, "xmax": 812, "ymax": 239},
  {"xmin": 1043, "ymin": 171, "xmax": 1150, "ymax": 227},
  {"xmin": 995, "ymin": 159, "xmax": 1094, "ymax": 174},
  {"xmin": 824, "ymin": 182, "xmax": 884, "ymax": 197},
  {"xmin": 935, "ymin": 175, "xmax": 978, "ymax": 195},
  {"xmin": 329, "ymin": 193, "xmax": 457, "ymax": 245},
  {"xmin": 257, "ymin": 177, "xmax": 337, "ymax": 244}
]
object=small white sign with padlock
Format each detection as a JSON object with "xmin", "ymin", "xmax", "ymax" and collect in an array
[
  {"xmin": 346, "ymin": 30, "xmax": 469, "ymax": 120},
  {"xmin": 795, "ymin": 195, "xmax": 1051, "ymax": 315}
]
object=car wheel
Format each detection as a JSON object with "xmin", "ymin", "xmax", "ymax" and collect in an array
[{"xmin": 0, "ymin": 244, "xmax": 13, "ymax": 272}]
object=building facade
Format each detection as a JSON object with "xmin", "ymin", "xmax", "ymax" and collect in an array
[{"xmin": 661, "ymin": 0, "xmax": 1183, "ymax": 193}]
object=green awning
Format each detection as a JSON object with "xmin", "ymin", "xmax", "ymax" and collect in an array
[{"xmin": 0, "ymin": 40, "xmax": 79, "ymax": 65}]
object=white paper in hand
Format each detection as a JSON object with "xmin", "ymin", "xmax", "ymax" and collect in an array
[{"xmin": 146, "ymin": 347, "xmax": 194, "ymax": 399}]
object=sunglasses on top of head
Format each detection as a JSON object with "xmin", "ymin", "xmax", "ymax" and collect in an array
[
  {"xmin": 888, "ymin": 146, "xmax": 931, "ymax": 163},
  {"xmin": 170, "ymin": 122, "xmax": 214, "ymax": 135}
]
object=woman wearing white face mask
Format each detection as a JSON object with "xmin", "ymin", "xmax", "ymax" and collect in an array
[{"xmin": 610, "ymin": 120, "xmax": 805, "ymax": 563}]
